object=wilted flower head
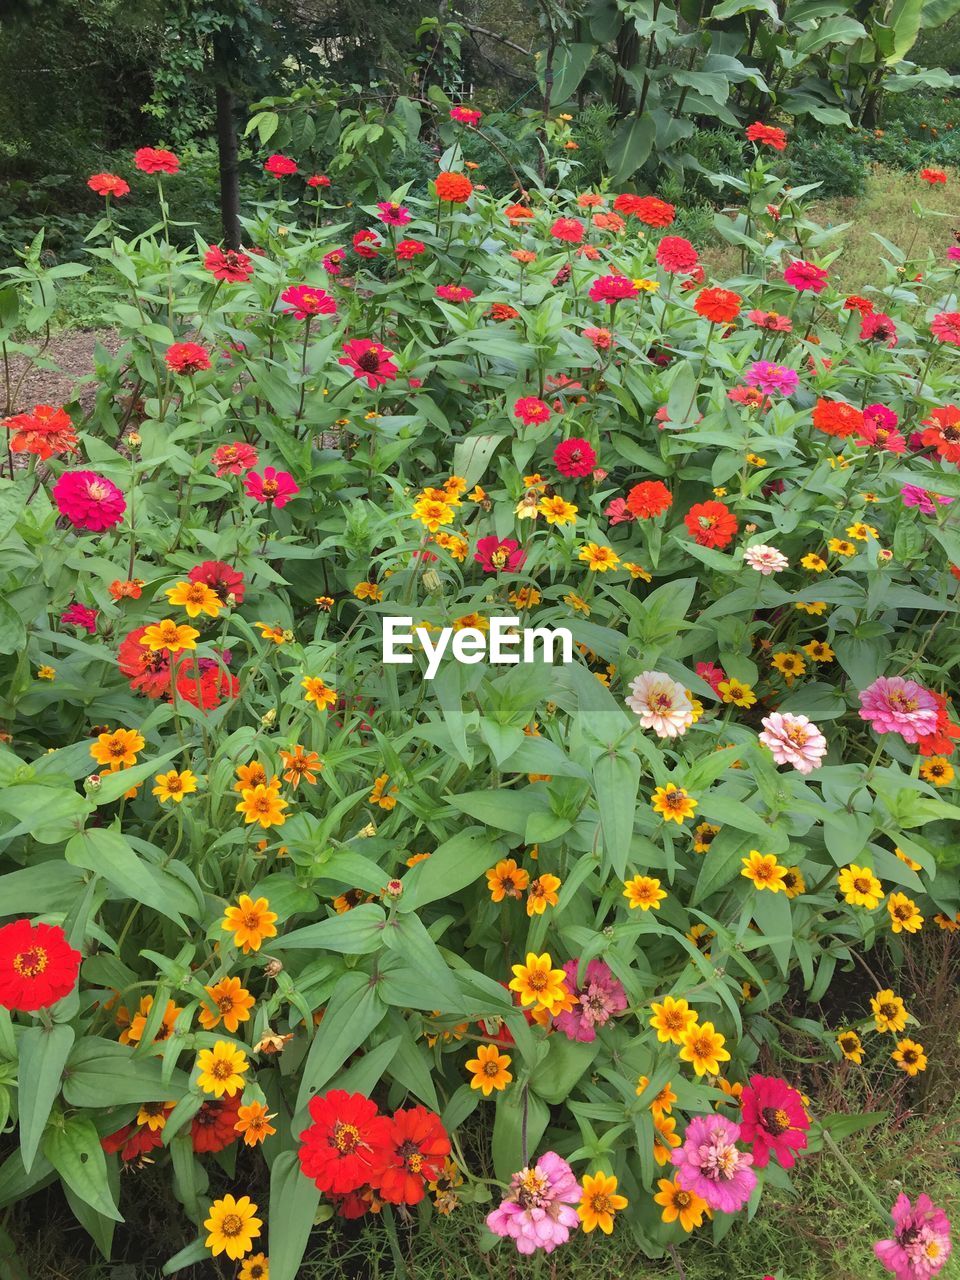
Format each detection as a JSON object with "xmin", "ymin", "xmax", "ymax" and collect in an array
[{"xmin": 875, "ymin": 1193, "xmax": 952, "ymax": 1280}]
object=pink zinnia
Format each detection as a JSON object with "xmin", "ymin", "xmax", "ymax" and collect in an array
[
  {"xmin": 875, "ymin": 1194, "xmax": 952, "ymax": 1280},
  {"xmin": 323, "ymin": 249, "xmax": 346, "ymax": 275},
  {"xmin": 783, "ymin": 259, "xmax": 828, "ymax": 293},
  {"xmin": 656, "ymin": 236, "xmax": 698, "ymax": 274},
  {"xmin": 745, "ymin": 362, "xmax": 798, "ymax": 396},
  {"xmin": 212, "ymin": 442, "xmax": 258, "ymax": 476},
  {"xmin": 474, "ymin": 536, "xmax": 526, "ymax": 573},
  {"xmin": 739, "ymin": 1075, "xmax": 810, "ymax": 1169},
  {"xmin": 625, "ymin": 671, "xmax": 694, "ymax": 738},
  {"xmin": 60, "ymin": 603, "xmax": 98, "ymax": 634},
  {"xmin": 553, "ymin": 959, "xmax": 626, "ymax": 1043},
  {"xmin": 744, "ymin": 544, "xmax": 788, "ymax": 575},
  {"xmin": 584, "ymin": 326, "xmax": 612, "ymax": 349},
  {"xmin": 264, "ymin": 153, "xmax": 297, "ymax": 177},
  {"xmin": 671, "ymin": 1114, "xmax": 756, "ymax": 1213},
  {"xmin": 861, "ymin": 311, "xmax": 898, "ymax": 346},
  {"xmin": 377, "ymin": 201, "xmax": 411, "ymax": 226},
  {"xmin": 696, "ymin": 661, "xmax": 725, "ymax": 694},
  {"xmin": 514, "ymin": 396, "xmax": 551, "ymax": 426},
  {"xmin": 486, "ymin": 1152, "xmax": 581, "ymax": 1254},
  {"xmin": 748, "ymin": 308, "xmax": 792, "ymax": 332},
  {"xmin": 604, "ymin": 497, "xmax": 635, "ymax": 525},
  {"xmin": 244, "ymin": 466, "xmax": 299, "ymax": 509},
  {"xmin": 553, "ymin": 437, "xmax": 597, "ymax": 478},
  {"xmin": 339, "ymin": 339, "xmax": 398, "ymax": 389},
  {"xmin": 931, "ymin": 311, "xmax": 960, "ymax": 345},
  {"xmin": 204, "ymin": 246, "xmax": 254, "ymax": 283},
  {"xmin": 758, "ymin": 712, "xmax": 827, "ymax": 775},
  {"xmin": 281, "ymin": 284, "xmax": 337, "ymax": 320},
  {"xmin": 858, "ymin": 675, "xmax": 939, "ymax": 743},
  {"xmin": 901, "ymin": 485, "xmax": 951, "ymax": 514},
  {"xmin": 857, "ymin": 405, "xmax": 906, "ymax": 454},
  {"xmin": 588, "ymin": 275, "xmax": 639, "ymax": 304},
  {"xmin": 435, "ymin": 284, "xmax": 475, "ymax": 303},
  {"xmin": 53, "ymin": 471, "xmax": 126, "ymax": 531}
]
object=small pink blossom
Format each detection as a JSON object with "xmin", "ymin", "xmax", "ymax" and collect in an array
[
  {"xmin": 376, "ymin": 201, "xmax": 411, "ymax": 226},
  {"xmin": 745, "ymin": 362, "xmax": 799, "ymax": 396},
  {"xmin": 626, "ymin": 671, "xmax": 694, "ymax": 738},
  {"xmin": 671, "ymin": 1114, "xmax": 756, "ymax": 1213},
  {"xmin": 875, "ymin": 1193, "xmax": 952, "ymax": 1280},
  {"xmin": 60, "ymin": 603, "xmax": 98, "ymax": 634},
  {"xmin": 554, "ymin": 959, "xmax": 626, "ymax": 1043},
  {"xmin": 759, "ymin": 712, "xmax": 827, "ymax": 774},
  {"xmin": 744, "ymin": 544, "xmax": 789, "ymax": 575},
  {"xmin": 605, "ymin": 497, "xmax": 635, "ymax": 525},
  {"xmin": 783, "ymin": 259, "xmax": 828, "ymax": 293},
  {"xmin": 474, "ymin": 536, "xmax": 526, "ymax": 573},
  {"xmin": 486, "ymin": 1152, "xmax": 581, "ymax": 1254},
  {"xmin": 244, "ymin": 466, "xmax": 299, "ymax": 509},
  {"xmin": 901, "ymin": 485, "xmax": 952, "ymax": 514}
]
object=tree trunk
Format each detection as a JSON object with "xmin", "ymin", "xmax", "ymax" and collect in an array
[{"xmin": 213, "ymin": 36, "xmax": 241, "ymax": 250}]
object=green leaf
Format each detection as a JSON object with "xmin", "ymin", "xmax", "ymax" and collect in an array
[
  {"xmin": 0, "ymin": 600, "xmax": 26, "ymax": 655},
  {"xmin": 593, "ymin": 753, "xmax": 639, "ymax": 878},
  {"xmin": 267, "ymin": 1151, "xmax": 321, "ymax": 1280},
  {"xmin": 692, "ymin": 826, "xmax": 754, "ymax": 905},
  {"xmin": 43, "ymin": 1114, "xmax": 122, "ymax": 1222},
  {"xmin": 275, "ymin": 904, "xmax": 386, "ymax": 953},
  {"xmin": 550, "ymin": 43, "xmax": 595, "ymax": 104},
  {"xmin": 492, "ymin": 1087, "xmax": 550, "ymax": 1182},
  {"xmin": 749, "ymin": 890, "xmax": 793, "ymax": 977},
  {"xmin": 65, "ymin": 829, "xmax": 197, "ymax": 925},
  {"xmin": 62, "ymin": 1037, "xmax": 191, "ymax": 1108},
  {"xmin": 18, "ymin": 1024, "xmax": 74, "ymax": 1173},
  {"xmin": 609, "ymin": 115, "xmax": 656, "ymax": 182},
  {"xmin": 404, "ymin": 830, "xmax": 505, "ymax": 908},
  {"xmin": 384, "ymin": 912, "xmax": 462, "ymax": 1006},
  {"xmin": 0, "ymin": 862, "xmax": 89, "ymax": 917},
  {"xmin": 532, "ymin": 1037, "xmax": 598, "ymax": 1105},
  {"xmin": 294, "ymin": 971, "xmax": 386, "ymax": 1116}
]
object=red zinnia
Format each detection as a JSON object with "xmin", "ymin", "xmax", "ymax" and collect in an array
[
  {"xmin": 133, "ymin": 147, "xmax": 179, "ymax": 175},
  {"xmin": 812, "ymin": 397, "xmax": 864, "ymax": 440},
  {"xmin": 264, "ymin": 153, "xmax": 297, "ymax": 177},
  {"xmin": 435, "ymin": 284, "xmax": 475, "ymax": 303},
  {"xmin": 307, "ymin": 174, "xmax": 331, "ymax": 188},
  {"xmin": 684, "ymin": 500, "xmax": 738, "ymax": 549},
  {"xmin": 102, "ymin": 1122, "xmax": 165, "ymax": 1163},
  {"xmin": 435, "ymin": 172, "xmax": 473, "ymax": 203},
  {"xmin": 212, "ymin": 442, "xmax": 258, "ymax": 476},
  {"xmin": 119, "ymin": 626, "xmax": 171, "ymax": 699},
  {"xmin": 298, "ymin": 1090, "xmax": 393, "ymax": 1195},
  {"xmin": 553, "ymin": 436, "xmax": 597, "ymax": 477},
  {"xmin": 376, "ymin": 1106, "xmax": 450, "ymax": 1205},
  {"xmin": 0, "ymin": 920, "xmax": 81, "ymax": 1011},
  {"xmin": 87, "ymin": 173, "xmax": 130, "ymax": 198},
  {"xmin": 588, "ymin": 274, "xmax": 639, "ymax": 304},
  {"xmin": 613, "ymin": 194, "xmax": 675, "ymax": 227},
  {"xmin": 204, "ymin": 246, "xmax": 254, "ymax": 282},
  {"xmin": 739, "ymin": 1075, "xmax": 810, "ymax": 1169},
  {"xmin": 191, "ymin": 1094, "xmax": 242, "ymax": 1153},
  {"xmin": 931, "ymin": 312, "xmax": 960, "ymax": 346},
  {"xmin": 339, "ymin": 339, "xmax": 398, "ymax": 389},
  {"xmin": 514, "ymin": 396, "xmax": 552, "ymax": 426},
  {"xmin": 843, "ymin": 294, "xmax": 874, "ymax": 315},
  {"xmin": 4, "ymin": 404, "xmax": 78, "ymax": 459},
  {"xmin": 921, "ymin": 405, "xmax": 960, "ymax": 462},
  {"xmin": 490, "ymin": 303, "xmax": 519, "ymax": 320},
  {"xmin": 550, "ymin": 217, "xmax": 585, "ymax": 244},
  {"xmin": 916, "ymin": 691, "xmax": 960, "ymax": 757},
  {"xmin": 921, "ymin": 168, "xmax": 947, "ymax": 185},
  {"xmin": 783, "ymin": 259, "xmax": 828, "ymax": 294},
  {"xmin": 175, "ymin": 660, "xmax": 240, "ymax": 711},
  {"xmin": 165, "ymin": 342, "xmax": 211, "ymax": 375},
  {"xmin": 626, "ymin": 480, "xmax": 672, "ymax": 519},
  {"xmin": 395, "ymin": 238, "xmax": 426, "ymax": 260},
  {"xmin": 474, "ymin": 535, "xmax": 526, "ymax": 573},
  {"xmin": 656, "ymin": 236, "xmax": 698, "ymax": 274},
  {"xmin": 745, "ymin": 122, "xmax": 788, "ymax": 151},
  {"xmin": 189, "ymin": 560, "xmax": 245, "ymax": 605},
  {"xmin": 694, "ymin": 288, "xmax": 742, "ymax": 324},
  {"xmin": 450, "ymin": 106, "xmax": 482, "ymax": 126},
  {"xmin": 352, "ymin": 230, "xmax": 380, "ymax": 259}
]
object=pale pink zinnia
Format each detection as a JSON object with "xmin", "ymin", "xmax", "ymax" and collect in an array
[
  {"xmin": 858, "ymin": 675, "xmax": 939, "ymax": 744},
  {"xmin": 486, "ymin": 1152, "xmax": 582, "ymax": 1254},
  {"xmin": 758, "ymin": 712, "xmax": 827, "ymax": 774},
  {"xmin": 875, "ymin": 1193, "xmax": 952, "ymax": 1280},
  {"xmin": 625, "ymin": 671, "xmax": 695, "ymax": 738},
  {"xmin": 671, "ymin": 1114, "xmax": 756, "ymax": 1213},
  {"xmin": 554, "ymin": 959, "xmax": 627, "ymax": 1043},
  {"xmin": 744, "ymin": 544, "xmax": 788, "ymax": 575}
]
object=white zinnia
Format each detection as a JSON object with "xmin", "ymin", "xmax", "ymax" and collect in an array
[{"xmin": 625, "ymin": 671, "xmax": 694, "ymax": 738}]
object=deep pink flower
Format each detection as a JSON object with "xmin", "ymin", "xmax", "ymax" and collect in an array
[
  {"xmin": 783, "ymin": 259, "xmax": 828, "ymax": 293},
  {"xmin": 486, "ymin": 1152, "xmax": 581, "ymax": 1254},
  {"xmin": 323, "ymin": 249, "xmax": 346, "ymax": 275},
  {"xmin": 861, "ymin": 311, "xmax": 898, "ymax": 346},
  {"xmin": 133, "ymin": 147, "xmax": 179, "ymax": 175},
  {"xmin": 212, "ymin": 442, "xmax": 258, "ymax": 476},
  {"xmin": 745, "ymin": 362, "xmax": 799, "ymax": 396},
  {"xmin": 339, "ymin": 339, "xmax": 398, "ymax": 388},
  {"xmin": 758, "ymin": 712, "xmax": 827, "ymax": 774},
  {"xmin": 450, "ymin": 106, "xmax": 483, "ymax": 126},
  {"xmin": 656, "ymin": 236, "xmax": 698, "ymax": 273},
  {"xmin": 474, "ymin": 536, "xmax": 526, "ymax": 573},
  {"xmin": 165, "ymin": 342, "xmax": 211, "ymax": 375},
  {"xmin": 739, "ymin": 1076, "xmax": 811, "ymax": 1168},
  {"xmin": 748, "ymin": 308, "xmax": 792, "ymax": 332},
  {"xmin": 53, "ymin": 471, "xmax": 126, "ymax": 531},
  {"xmin": 588, "ymin": 274, "xmax": 639, "ymax": 304},
  {"xmin": 605, "ymin": 497, "xmax": 635, "ymax": 525},
  {"xmin": 60, "ymin": 603, "xmax": 98, "ymax": 634},
  {"xmin": 901, "ymin": 485, "xmax": 951, "ymax": 514},
  {"xmin": 244, "ymin": 467, "xmax": 299, "ymax": 508},
  {"xmin": 306, "ymin": 174, "xmax": 330, "ymax": 188},
  {"xmin": 264, "ymin": 154, "xmax": 297, "ymax": 177},
  {"xmin": 858, "ymin": 676, "xmax": 939, "ymax": 743},
  {"xmin": 514, "ymin": 396, "xmax": 552, "ymax": 426},
  {"xmin": 857, "ymin": 405, "xmax": 906, "ymax": 454},
  {"xmin": 948, "ymin": 246, "xmax": 960, "ymax": 263},
  {"xmin": 281, "ymin": 285, "xmax": 337, "ymax": 319},
  {"xmin": 875, "ymin": 1194, "xmax": 952, "ymax": 1280},
  {"xmin": 435, "ymin": 284, "xmax": 475, "ymax": 303},
  {"xmin": 377, "ymin": 201, "xmax": 411, "ymax": 226},
  {"xmin": 931, "ymin": 311, "xmax": 960, "ymax": 345},
  {"xmin": 554, "ymin": 959, "xmax": 626, "ymax": 1043},
  {"xmin": 553, "ymin": 437, "xmax": 597, "ymax": 478},
  {"xmin": 204, "ymin": 246, "xmax": 254, "ymax": 282},
  {"xmin": 671, "ymin": 1114, "xmax": 756, "ymax": 1213},
  {"xmin": 696, "ymin": 661, "xmax": 725, "ymax": 694}
]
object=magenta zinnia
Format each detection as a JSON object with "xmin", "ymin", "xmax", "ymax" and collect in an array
[{"xmin": 738, "ymin": 1075, "xmax": 810, "ymax": 1169}]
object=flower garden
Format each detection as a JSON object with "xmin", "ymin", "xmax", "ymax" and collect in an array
[{"xmin": 0, "ymin": 105, "xmax": 959, "ymax": 1280}]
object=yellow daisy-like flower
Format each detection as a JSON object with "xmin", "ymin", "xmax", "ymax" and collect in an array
[
  {"xmin": 222, "ymin": 894, "xmax": 278, "ymax": 953},
  {"xmin": 236, "ymin": 783, "xmax": 288, "ymax": 829},
  {"xmin": 828, "ymin": 538, "xmax": 857, "ymax": 557},
  {"xmin": 623, "ymin": 561, "xmax": 652, "ymax": 581},
  {"xmin": 633, "ymin": 277, "xmax": 660, "ymax": 292},
  {"xmin": 804, "ymin": 638, "xmax": 834, "ymax": 662},
  {"xmin": 37, "ymin": 664, "xmax": 55, "ymax": 680},
  {"xmin": 302, "ymin": 676, "xmax": 337, "ymax": 710},
  {"xmin": 235, "ymin": 1101, "xmax": 277, "ymax": 1147},
  {"xmin": 654, "ymin": 1178, "xmax": 707, "ymax": 1232},
  {"xmin": 368, "ymin": 772, "xmax": 398, "ymax": 810},
  {"xmin": 870, "ymin": 989, "xmax": 908, "ymax": 1034},
  {"xmin": 846, "ymin": 522, "xmax": 878, "ymax": 541},
  {"xmin": 838, "ymin": 864, "xmax": 883, "ymax": 909},
  {"xmin": 411, "ymin": 494, "xmax": 454, "ymax": 532},
  {"xmin": 771, "ymin": 651, "xmax": 806, "ymax": 683},
  {"xmin": 204, "ymin": 1194, "xmax": 262, "ymax": 1260},
  {"xmin": 165, "ymin": 580, "xmax": 222, "ymax": 618},
  {"xmin": 653, "ymin": 1114, "xmax": 681, "ymax": 1165},
  {"xmin": 353, "ymin": 581, "xmax": 383, "ymax": 601},
  {"xmin": 152, "ymin": 768, "xmax": 198, "ymax": 804},
  {"xmin": 578, "ymin": 542, "xmax": 620, "ymax": 571},
  {"xmin": 90, "ymin": 726, "xmax": 145, "ymax": 772},
  {"xmin": 464, "ymin": 1043, "xmax": 512, "ymax": 1096},
  {"xmin": 651, "ymin": 783, "xmax": 697, "ymax": 824},
  {"xmin": 578, "ymin": 1172, "xmax": 628, "ymax": 1234},
  {"xmin": 740, "ymin": 850, "xmax": 788, "ymax": 892},
  {"xmin": 746, "ymin": 452, "xmax": 767, "ymax": 467},
  {"xmin": 892, "ymin": 1037, "xmax": 927, "ymax": 1075},
  {"xmin": 717, "ymin": 678, "xmax": 756, "ymax": 708},
  {"xmin": 895, "ymin": 846, "xmax": 922, "ymax": 871},
  {"xmin": 139, "ymin": 619, "xmax": 199, "ymax": 653},
  {"xmin": 136, "ymin": 1100, "xmax": 173, "ymax": 1131},
  {"xmin": 795, "ymin": 600, "xmax": 827, "ymax": 616},
  {"xmin": 649, "ymin": 995, "xmax": 698, "ymax": 1045},
  {"xmin": 887, "ymin": 891, "xmax": 923, "ymax": 934},
  {"xmin": 679, "ymin": 1021, "xmax": 730, "ymax": 1076},
  {"xmin": 196, "ymin": 1040, "xmax": 249, "ymax": 1098},
  {"xmin": 526, "ymin": 873, "xmax": 561, "ymax": 916},
  {"xmin": 238, "ymin": 1254, "xmax": 269, "ymax": 1280},
  {"xmin": 485, "ymin": 859, "xmax": 530, "ymax": 902},
  {"xmin": 782, "ymin": 866, "xmax": 806, "ymax": 899},
  {"xmin": 254, "ymin": 622, "xmax": 288, "ymax": 645},
  {"xmin": 920, "ymin": 756, "xmax": 954, "ymax": 786},
  {"xmin": 693, "ymin": 822, "xmax": 720, "ymax": 853},
  {"xmin": 623, "ymin": 874, "xmax": 666, "ymax": 911},
  {"xmin": 801, "ymin": 552, "xmax": 828, "ymax": 572},
  {"xmin": 200, "ymin": 976, "xmax": 255, "ymax": 1033},
  {"xmin": 564, "ymin": 592, "xmax": 591, "ymax": 615},
  {"xmin": 636, "ymin": 1077, "xmax": 677, "ymax": 1119},
  {"xmin": 508, "ymin": 952, "xmax": 570, "ymax": 1013},
  {"xmin": 837, "ymin": 1029, "xmax": 864, "ymax": 1063}
]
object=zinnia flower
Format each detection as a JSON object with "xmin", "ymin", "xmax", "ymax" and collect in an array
[
  {"xmin": 875, "ymin": 1193, "xmax": 952, "ymax": 1280},
  {"xmin": 588, "ymin": 274, "xmax": 639, "ymax": 304},
  {"xmin": 745, "ymin": 362, "xmax": 798, "ymax": 396},
  {"xmin": 204, "ymin": 246, "xmax": 254, "ymax": 282},
  {"xmin": 858, "ymin": 676, "xmax": 939, "ymax": 743},
  {"xmin": 61, "ymin": 602, "xmax": 98, "ymax": 634},
  {"xmin": 684, "ymin": 500, "xmax": 737, "ymax": 548},
  {"xmin": 299, "ymin": 1090, "xmax": 393, "ymax": 1193},
  {"xmin": 133, "ymin": 147, "xmax": 179, "ymax": 174},
  {"xmin": 551, "ymin": 217, "xmax": 585, "ymax": 243},
  {"xmin": 165, "ymin": 342, "xmax": 211, "ymax": 375},
  {"xmin": 281, "ymin": 285, "xmax": 337, "ymax": 319},
  {"xmin": 626, "ymin": 671, "xmax": 695, "ymax": 738},
  {"xmin": 783, "ymin": 259, "xmax": 828, "ymax": 293},
  {"xmin": 553, "ymin": 437, "xmax": 597, "ymax": 477},
  {"xmin": 339, "ymin": 339, "xmax": 398, "ymax": 388},
  {"xmin": 739, "ymin": 1075, "xmax": 810, "ymax": 1168},
  {"xmin": 87, "ymin": 173, "xmax": 130, "ymax": 198},
  {"xmin": 625, "ymin": 480, "xmax": 671, "ymax": 519},
  {"xmin": 486, "ymin": 1152, "xmax": 582, "ymax": 1254},
  {"xmin": 758, "ymin": 712, "xmax": 827, "ymax": 774},
  {"xmin": 244, "ymin": 467, "xmax": 299, "ymax": 508},
  {"xmin": 264, "ymin": 153, "xmax": 297, "ymax": 177},
  {"xmin": 435, "ymin": 172, "xmax": 473, "ymax": 203},
  {"xmin": 377, "ymin": 1106, "xmax": 450, "ymax": 1204},
  {"xmin": 812, "ymin": 398, "xmax": 863, "ymax": 439},
  {"xmin": 53, "ymin": 470, "xmax": 126, "ymax": 531},
  {"xmin": 4, "ymin": 403, "xmax": 78, "ymax": 459},
  {"xmin": 212, "ymin": 442, "xmax": 258, "ymax": 476},
  {"xmin": 671, "ymin": 1114, "xmax": 756, "ymax": 1213},
  {"xmin": 745, "ymin": 121, "xmax": 787, "ymax": 150},
  {"xmin": 450, "ymin": 105, "xmax": 482, "ymax": 126},
  {"xmin": 514, "ymin": 396, "xmax": 552, "ymax": 426},
  {"xmin": 656, "ymin": 236, "xmax": 698, "ymax": 273},
  {"xmin": 931, "ymin": 312, "xmax": 960, "ymax": 345},
  {"xmin": 553, "ymin": 959, "xmax": 626, "ymax": 1043},
  {"xmin": 474, "ymin": 536, "xmax": 526, "ymax": 573},
  {"xmin": 694, "ymin": 288, "xmax": 742, "ymax": 323},
  {"xmin": 435, "ymin": 284, "xmax": 475, "ymax": 303},
  {"xmin": 0, "ymin": 919, "xmax": 81, "ymax": 1011},
  {"xmin": 613, "ymin": 194, "xmax": 675, "ymax": 226}
]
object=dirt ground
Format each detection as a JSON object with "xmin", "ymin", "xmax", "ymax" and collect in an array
[{"xmin": 4, "ymin": 328, "xmax": 122, "ymax": 414}]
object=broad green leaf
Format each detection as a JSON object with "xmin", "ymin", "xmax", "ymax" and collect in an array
[
  {"xmin": 275, "ymin": 903, "xmax": 386, "ymax": 953},
  {"xmin": 267, "ymin": 1152, "xmax": 321, "ymax": 1280},
  {"xmin": 65, "ymin": 829, "xmax": 197, "ymax": 925},
  {"xmin": 18, "ymin": 1025, "xmax": 74, "ymax": 1173},
  {"xmin": 295, "ymin": 972, "xmax": 386, "ymax": 1116},
  {"xmin": 43, "ymin": 1114, "xmax": 122, "ymax": 1222}
]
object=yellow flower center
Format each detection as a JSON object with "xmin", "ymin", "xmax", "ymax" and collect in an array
[
  {"xmin": 14, "ymin": 946, "xmax": 48, "ymax": 977},
  {"xmin": 334, "ymin": 1121, "xmax": 361, "ymax": 1152}
]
